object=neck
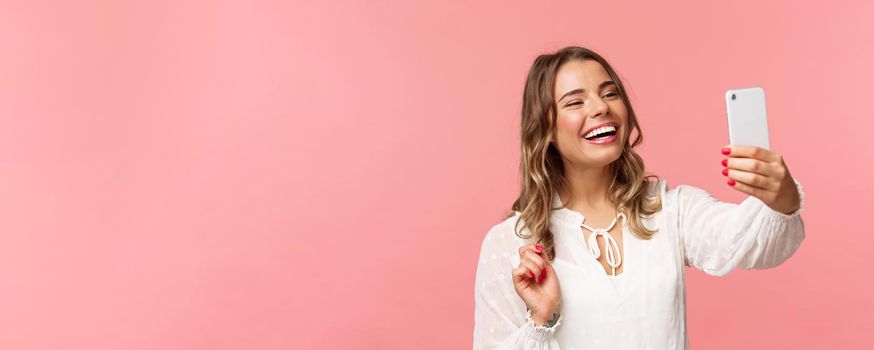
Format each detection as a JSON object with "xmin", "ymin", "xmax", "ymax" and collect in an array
[{"xmin": 558, "ymin": 161, "xmax": 615, "ymax": 212}]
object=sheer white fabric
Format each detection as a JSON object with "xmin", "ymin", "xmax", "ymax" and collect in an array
[{"xmin": 473, "ymin": 179, "xmax": 806, "ymax": 349}]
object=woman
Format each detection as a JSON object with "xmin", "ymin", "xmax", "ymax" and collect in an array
[{"xmin": 472, "ymin": 46, "xmax": 805, "ymax": 349}]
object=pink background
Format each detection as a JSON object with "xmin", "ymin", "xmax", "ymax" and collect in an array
[{"xmin": 1, "ymin": 0, "xmax": 872, "ymax": 349}]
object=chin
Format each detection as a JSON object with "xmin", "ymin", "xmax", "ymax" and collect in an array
[{"xmin": 585, "ymin": 147, "xmax": 623, "ymax": 165}]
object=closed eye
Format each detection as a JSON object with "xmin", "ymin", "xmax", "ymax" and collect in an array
[{"xmin": 565, "ymin": 92, "xmax": 619, "ymax": 107}]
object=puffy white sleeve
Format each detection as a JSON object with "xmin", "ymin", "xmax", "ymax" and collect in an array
[
  {"xmin": 669, "ymin": 179, "xmax": 806, "ymax": 277},
  {"xmin": 473, "ymin": 215, "xmax": 562, "ymax": 349}
]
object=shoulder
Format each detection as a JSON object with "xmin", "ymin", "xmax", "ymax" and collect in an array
[
  {"xmin": 476, "ymin": 213, "xmax": 530, "ymax": 274},
  {"xmin": 480, "ymin": 212, "xmax": 530, "ymax": 253}
]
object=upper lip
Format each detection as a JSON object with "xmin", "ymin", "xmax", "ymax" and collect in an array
[{"xmin": 581, "ymin": 122, "xmax": 619, "ymax": 138}]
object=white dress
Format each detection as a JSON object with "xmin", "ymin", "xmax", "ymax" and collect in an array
[{"xmin": 472, "ymin": 178, "xmax": 806, "ymax": 349}]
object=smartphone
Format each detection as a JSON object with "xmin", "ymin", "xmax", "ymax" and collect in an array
[{"xmin": 725, "ymin": 87, "xmax": 770, "ymax": 150}]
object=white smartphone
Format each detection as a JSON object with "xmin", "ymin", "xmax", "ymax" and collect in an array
[{"xmin": 725, "ymin": 86, "xmax": 770, "ymax": 150}]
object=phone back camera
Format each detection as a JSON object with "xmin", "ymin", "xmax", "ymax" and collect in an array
[{"xmin": 731, "ymin": 94, "xmax": 736, "ymax": 100}]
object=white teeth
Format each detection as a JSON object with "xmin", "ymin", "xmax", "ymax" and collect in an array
[{"xmin": 583, "ymin": 125, "xmax": 617, "ymax": 139}]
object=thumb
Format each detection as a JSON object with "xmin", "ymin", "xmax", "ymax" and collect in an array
[{"xmin": 511, "ymin": 266, "xmax": 530, "ymax": 284}]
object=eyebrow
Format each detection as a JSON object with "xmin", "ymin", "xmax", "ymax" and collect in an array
[{"xmin": 557, "ymin": 80, "xmax": 617, "ymax": 103}]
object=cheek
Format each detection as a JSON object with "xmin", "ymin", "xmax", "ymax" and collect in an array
[
  {"xmin": 610, "ymin": 102, "xmax": 630, "ymax": 133},
  {"xmin": 612, "ymin": 102, "xmax": 629, "ymax": 121},
  {"xmin": 556, "ymin": 115, "xmax": 583, "ymax": 138}
]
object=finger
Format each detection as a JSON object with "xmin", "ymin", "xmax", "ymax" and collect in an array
[
  {"xmin": 723, "ymin": 145, "xmax": 779, "ymax": 162},
  {"xmin": 728, "ymin": 176, "xmax": 775, "ymax": 198},
  {"xmin": 521, "ymin": 260, "xmax": 542, "ymax": 282},
  {"xmin": 518, "ymin": 243, "xmax": 544, "ymax": 260},
  {"xmin": 512, "ymin": 266, "xmax": 531, "ymax": 284},
  {"xmin": 523, "ymin": 250, "xmax": 548, "ymax": 271},
  {"xmin": 724, "ymin": 157, "xmax": 776, "ymax": 177},
  {"xmin": 512, "ymin": 266, "xmax": 538, "ymax": 287},
  {"xmin": 725, "ymin": 168, "xmax": 778, "ymax": 191}
]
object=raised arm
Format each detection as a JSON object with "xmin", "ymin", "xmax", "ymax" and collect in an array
[
  {"xmin": 673, "ymin": 179, "xmax": 805, "ymax": 276},
  {"xmin": 673, "ymin": 145, "xmax": 806, "ymax": 276}
]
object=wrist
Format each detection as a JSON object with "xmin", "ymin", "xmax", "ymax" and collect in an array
[{"xmin": 531, "ymin": 311, "xmax": 561, "ymax": 328}]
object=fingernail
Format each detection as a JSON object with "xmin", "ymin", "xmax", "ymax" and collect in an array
[
  {"xmin": 541, "ymin": 268, "xmax": 547, "ymax": 280},
  {"xmin": 721, "ymin": 159, "xmax": 728, "ymax": 167},
  {"xmin": 537, "ymin": 274, "xmax": 543, "ymax": 284},
  {"xmin": 727, "ymin": 179, "xmax": 736, "ymax": 186},
  {"xmin": 722, "ymin": 168, "xmax": 728, "ymax": 176},
  {"xmin": 535, "ymin": 244, "xmax": 543, "ymax": 252},
  {"xmin": 530, "ymin": 271, "xmax": 535, "ymax": 278},
  {"xmin": 721, "ymin": 147, "xmax": 731, "ymax": 155}
]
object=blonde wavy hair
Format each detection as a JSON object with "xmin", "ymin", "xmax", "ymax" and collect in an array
[{"xmin": 509, "ymin": 46, "xmax": 663, "ymax": 261}]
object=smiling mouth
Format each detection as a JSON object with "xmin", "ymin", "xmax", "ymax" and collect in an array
[{"xmin": 582, "ymin": 125, "xmax": 619, "ymax": 140}]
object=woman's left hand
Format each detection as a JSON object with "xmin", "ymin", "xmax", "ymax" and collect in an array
[{"xmin": 721, "ymin": 145, "xmax": 801, "ymax": 215}]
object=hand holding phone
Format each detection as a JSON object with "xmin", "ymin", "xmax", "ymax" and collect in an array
[{"xmin": 721, "ymin": 87, "xmax": 802, "ymax": 214}]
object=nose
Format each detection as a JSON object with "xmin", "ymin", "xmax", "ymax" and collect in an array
[{"xmin": 587, "ymin": 97, "xmax": 609, "ymax": 119}]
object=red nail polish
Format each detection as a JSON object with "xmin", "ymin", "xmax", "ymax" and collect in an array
[
  {"xmin": 530, "ymin": 271, "xmax": 535, "ymax": 278},
  {"xmin": 537, "ymin": 274, "xmax": 543, "ymax": 284},
  {"xmin": 722, "ymin": 159, "xmax": 728, "ymax": 167},
  {"xmin": 722, "ymin": 168, "xmax": 728, "ymax": 176},
  {"xmin": 721, "ymin": 147, "xmax": 731, "ymax": 155},
  {"xmin": 727, "ymin": 179, "xmax": 736, "ymax": 186},
  {"xmin": 541, "ymin": 268, "xmax": 547, "ymax": 279}
]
